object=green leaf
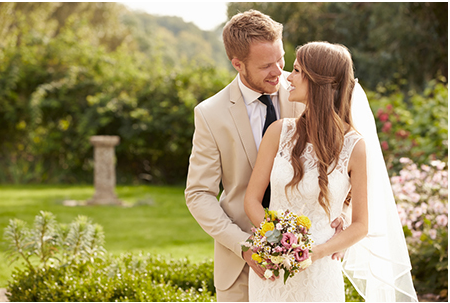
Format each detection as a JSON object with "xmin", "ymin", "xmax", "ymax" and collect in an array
[
  {"xmin": 283, "ymin": 269, "xmax": 290, "ymax": 284},
  {"xmin": 265, "ymin": 229, "xmax": 282, "ymax": 244}
]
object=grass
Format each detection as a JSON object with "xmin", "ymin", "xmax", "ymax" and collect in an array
[{"xmin": 0, "ymin": 184, "xmax": 214, "ymax": 287}]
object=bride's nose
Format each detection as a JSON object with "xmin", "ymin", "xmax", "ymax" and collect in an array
[{"xmin": 287, "ymin": 73, "xmax": 293, "ymax": 83}]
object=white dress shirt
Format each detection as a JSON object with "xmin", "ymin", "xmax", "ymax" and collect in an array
[{"xmin": 238, "ymin": 74, "xmax": 280, "ymax": 150}]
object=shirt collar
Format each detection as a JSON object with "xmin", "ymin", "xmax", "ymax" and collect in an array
[{"xmin": 238, "ymin": 74, "xmax": 278, "ymax": 105}]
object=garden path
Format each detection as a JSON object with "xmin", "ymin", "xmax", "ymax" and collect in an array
[{"xmin": 0, "ymin": 289, "xmax": 7, "ymax": 302}]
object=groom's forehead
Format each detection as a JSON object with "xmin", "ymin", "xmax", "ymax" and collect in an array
[{"xmin": 247, "ymin": 40, "xmax": 285, "ymax": 64}]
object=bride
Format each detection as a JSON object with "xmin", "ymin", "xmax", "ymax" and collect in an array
[{"xmin": 244, "ymin": 41, "xmax": 418, "ymax": 301}]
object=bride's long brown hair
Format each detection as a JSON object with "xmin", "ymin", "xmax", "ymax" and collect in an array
[{"xmin": 286, "ymin": 42, "xmax": 356, "ymax": 220}]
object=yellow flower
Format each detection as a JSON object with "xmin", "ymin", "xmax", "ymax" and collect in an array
[
  {"xmin": 260, "ymin": 222, "xmax": 275, "ymax": 236},
  {"xmin": 266, "ymin": 210, "xmax": 277, "ymax": 221},
  {"xmin": 297, "ymin": 215, "xmax": 312, "ymax": 229},
  {"xmin": 252, "ymin": 253, "xmax": 263, "ymax": 263}
]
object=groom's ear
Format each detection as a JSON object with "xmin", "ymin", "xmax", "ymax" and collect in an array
[{"xmin": 231, "ymin": 58, "xmax": 245, "ymax": 73}]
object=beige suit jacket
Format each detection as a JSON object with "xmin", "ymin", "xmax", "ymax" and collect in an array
[{"xmin": 185, "ymin": 71, "xmax": 304, "ymax": 291}]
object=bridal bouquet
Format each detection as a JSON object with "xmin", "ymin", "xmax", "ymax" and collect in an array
[{"xmin": 241, "ymin": 208, "xmax": 313, "ymax": 284}]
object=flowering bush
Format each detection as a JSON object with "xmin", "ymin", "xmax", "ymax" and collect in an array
[
  {"xmin": 368, "ymin": 78, "xmax": 448, "ymax": 174},
  {"xmin": 391, "ymin": 158, "xmax": 448, "ymax": 299},
  {"xmin": 241, "ymin": 209, "xmax": 313, "ymax": 283}
]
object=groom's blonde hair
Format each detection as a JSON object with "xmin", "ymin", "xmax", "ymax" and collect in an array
[{"xmin": 222, "ymin": 10, "xmax": 283, "ymax": 62}]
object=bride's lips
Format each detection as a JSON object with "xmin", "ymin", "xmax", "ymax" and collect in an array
[{"xmin": 288, "ymin": 85, "xmax": 295, "ymax": 92}]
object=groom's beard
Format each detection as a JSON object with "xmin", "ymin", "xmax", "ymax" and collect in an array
[{"xmin": 240, "ymin": 71, "xmax": 280, "ymax": 95}]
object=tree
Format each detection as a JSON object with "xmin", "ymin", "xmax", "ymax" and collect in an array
[{"xmin": 227, "ymin": 2, "xmax": 448, "ymax": 91}]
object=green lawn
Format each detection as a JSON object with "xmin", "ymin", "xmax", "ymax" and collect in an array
[{"xmin": 0, "ymin": 184, "xmax": 214, "ymax": 287}]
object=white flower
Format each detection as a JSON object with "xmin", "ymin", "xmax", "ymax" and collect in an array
[
  {"xmin": 431, "ymin": 160, "xmax": 446, "ymax": 170},
  {"xmin": 436, "ymin": 214, "xmax": 448, "ymax": 227},
  {"xmin": 412, "ymin": 230, "xmax": 422, "ymax": 238},
  {"xmin": 429, "ymin": 229, "xmax": 437, "ymax": 240},
  {"xmin": 400, "ymin": 157, "xmax": 412, "ymax": 164},
  {"xmin": 299, "ymin": 256, "xmax": 312, "ymax": 269},
  {"xmin": 264, "ymin": 269, "xmax": 273, "ymax": 279},
  {"xmin": 240, "ymin": 241, "xmax": 251, "ymax": 247},
  {"xmin": 413, "ymin": 207, "xmax": 423, "ymax": 217},
  {"xmin": 421, "ymin": 164, "xmax": 431, "ymax": 172},
  {"xmin": 282, "ymin": 255, "xmax": 292, "ymax": 270},
  {"xmin": 270, "ymin": 255, "xmax": 285, "ymax": 264},
  {"xmin": 410, "ymin": 193, "xmax": 421, "ymax": 203}
]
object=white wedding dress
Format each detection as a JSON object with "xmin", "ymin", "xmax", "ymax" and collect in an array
[{"xmin": 249, "ymin": 118, "xmax": 363, "ymax": 302}]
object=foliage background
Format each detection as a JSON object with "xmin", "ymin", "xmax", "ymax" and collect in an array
[
  {"xmin": 0, "ymin": 2, "xmax": 448, "ymax": 300},
  {"xmin": 0, "ymin": 2, "xmax": 447, "ymax": 185}
]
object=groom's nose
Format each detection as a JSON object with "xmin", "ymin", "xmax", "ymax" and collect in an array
[{"xmin": 272, "ymin": 61, "xmax": 283, "ymax": 76}]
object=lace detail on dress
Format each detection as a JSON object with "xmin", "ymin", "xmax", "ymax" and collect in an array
[
  {"xmin": 249, "ymin": 118, "xmax": 363, "ymax": 302},
  {"xmin": 277, "ymin": 118, "xmax": 297, "ymax": 162},
  {"xmin": 277, "ymin": 118, "xmax": 362, "ymax": 176},
  {"xmin": 335, "ymin": 130, "xmax": 363, "ymax": 176}
]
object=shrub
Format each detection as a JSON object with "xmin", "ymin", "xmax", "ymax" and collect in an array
[
  {"xmin": 368, "ymin": 77, "xmax": 448, "ymax": 174},
  {"xmin": 392, "ymin": 158, "xmax": 448, "ymax": 300},
  {"xmin": 7, "ymin": 256, "xmax": 215, "ymax": 302},
  {"xmin": 3, "ymin": 212, "xmax": 215, "ymax": 302}
]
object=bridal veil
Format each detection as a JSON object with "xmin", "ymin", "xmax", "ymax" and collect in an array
[{"xmin": 342, "ymin": 81, "xmax": 418, "ymax": 302}]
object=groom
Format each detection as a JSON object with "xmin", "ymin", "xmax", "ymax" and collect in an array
[{"xmin": 185, "ymin": 10, "xmax": 343, "ymax": 301}]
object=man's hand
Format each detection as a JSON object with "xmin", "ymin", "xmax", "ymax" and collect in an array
[
  {"xmin": 330, "ymin": 216, "xmax": 346, "ymax": 260},
  {"xmin": 242, "ymin": 249, "xmax": 275, "ymax": 281}
]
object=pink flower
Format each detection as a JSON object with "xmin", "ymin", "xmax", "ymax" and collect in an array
[
  {"xmin": 421, "ymin": 164, "xmax": 431, "ymax": 172},
  {"xmin": 281, "ymin": 233, "xmax": 297, "ymax": 249},
  {"xmin": 433, "ymin": 201, "xmax": 445, "ymax": 213},
  {"xmin": 429, "ymin": 229, "xmax": 437, "ymax": 240},
  {"xmin": 377, "ymin": 108, "xmax": 385, "ymax": 117},
  {"xmin": 412, "ymin": 230, "xmax": 422, "ymax": 238},
  {"xmin": 431, "ymin": 160, "xmax": 446, "ymax": 170},
  {"xmin": 294, "ymin": 247, "xmax": 309, "ymax": 262},
  {"xmin": 386, "ymin": 104, "xmax": 393, "ymax": 111},
  {"xmin": 399, "ymin": 157, "xmax": 412, "ymax": 164},
  {"xmin": 414, "ymin": 221, "xmax": 423, "ymax": 229},
  {"xmin": 391, "ymin": 176, "xmax": 403, "ymax": 184},
  {"xmin": 273, "ymin": 246, "xmax": 284, "ymax": 253},
  {"xmin": 410, "ymin": 193, "xmax": 421, "ymax": 203},
  {"xmin": 402, "ymin": 182, "xmax": 416, "ymax": 194},
  {"xmin": 381, "ymin": 141, "xmax": 389, "ymax": 150},
  {"xmin": 396, "ymin": 129, "xmax": 410, "ymax": 139},
  {"xmin": 377, "ymin": 108, "xmax": 389, "ymax": 122},
  {"xmin": 382, "ymin": 122, "xmax": 392, "ymax": 133},
  {"xmin": 436, "ymin": 215, "xmax": 448, "ymax": 227},
  {"xmin": 414, "ymin": 207, "xmax": 423, "ymax": 217}
]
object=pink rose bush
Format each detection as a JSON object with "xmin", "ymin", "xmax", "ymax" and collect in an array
[{"xmin": 392, "ymin": 158, "xmax": 448, "ymax": 243}]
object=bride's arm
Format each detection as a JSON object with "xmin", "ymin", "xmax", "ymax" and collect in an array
[
  {"xmin": 313, "ymin": 139, "xmax": 368, "ymax": 261},
  {"xmin": 244, "ymin": 120, "xmax": 282, "ymax": 227}
]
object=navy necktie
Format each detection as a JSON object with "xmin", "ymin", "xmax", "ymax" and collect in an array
[{"xmin": 258, "ymin": 94, "xmax": 277, "ymax": 208}]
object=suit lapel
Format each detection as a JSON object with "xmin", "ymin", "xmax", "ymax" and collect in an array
[{"xmin": 228, "ymin": 78, "xmax": 258, "ymax": 169}]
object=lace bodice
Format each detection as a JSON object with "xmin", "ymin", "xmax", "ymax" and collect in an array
[
  {"xmin": 249, "ymin": 118, "xmax": 363, "ymax": 302},
  {"xmin": 271, "ymin": 118, "xmax": 362, "ymax": 245}
]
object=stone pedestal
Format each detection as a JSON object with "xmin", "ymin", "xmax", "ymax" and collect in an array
[{"xmin": 87, "ymin": 136, "xmax": 122, "ymax": 205}]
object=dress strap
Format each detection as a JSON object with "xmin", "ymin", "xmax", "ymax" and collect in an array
[
  {"xmin": 336, "ymin": 131, "xmax": 364, "ymax": 176},
  {"xmin": 277, "ymin": 118, "xmax": 297, "ymax": 161}
]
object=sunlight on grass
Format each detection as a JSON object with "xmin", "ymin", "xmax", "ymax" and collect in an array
[{"xmin": 0, "ymin": 184, "xmax": 214, "ymax": 287}]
